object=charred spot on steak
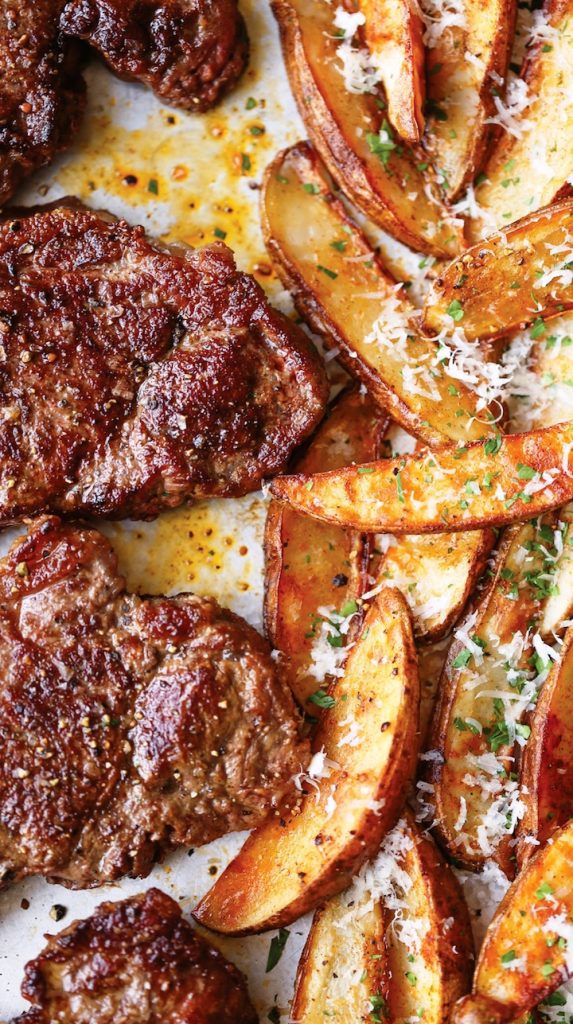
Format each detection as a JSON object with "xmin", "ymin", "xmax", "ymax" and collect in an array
[
  {"xmin": 0, "ymin": 516, "xmax": 309, "ymax": 890},
  {"xmin": 0, "ymin": 201, "xmax": 327, "ymax": 525}
]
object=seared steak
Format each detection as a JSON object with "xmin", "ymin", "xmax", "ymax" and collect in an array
[
  {"xmin": 0, "ymin": 2, "xmax": 85, "ymax": 206},
  {"xmin": 60, "ymin": 0, "xmax": 249, "ymax": 112},
  {"xmin": 0, "ymin": 202, "xmax": 327, "ymax": 526},
  {"xmin": 0, "ymin": 1, "xmax": 248, "ymax": 205},
  {"xmin": 0, "ymin": 516, "xmax": 309, "ymax": 890},
  {"xmin": 12, "ymin": 888, "xmax": 257, "ymax": 1023}
]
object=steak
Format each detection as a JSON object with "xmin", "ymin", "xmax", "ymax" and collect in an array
[
  {"xmin": 59, "ymin": 0, "xmax": 250, "ymax": 112},
  {"xmin": 11, "ymin": 888, "xmax": 258, "ymax": 1023},
  {"xmin": 0, "ymin": 516, "xmax": 309, "ymax": 890},
  {"xmin": 0, "ymin": 2, "xmax": 86, "ymax": 207},
  {"xmin": 0, "ymin": 202, "xmax": 327, "ymax": 526},
  {"xmin": 0, "ymin": 1, "xmax": 248, "ymax": 205}
]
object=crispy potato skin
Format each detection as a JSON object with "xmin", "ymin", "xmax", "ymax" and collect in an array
[
  {"xmin": 264, "ymin": 387, "xmax": 386, "ymax": 706},
  {"xmin": 468, "ymin": 0, "xmax": 573, "ymax": 239},
  {"xmin": 452, "ymin": 819, "xmax": 573, "ymax": 1024},
  {"xmin": 271, "ymin": 0, "xmax": 462, "ymax": 257},
  {"xmin": 424, "ymin": 200, "xmax": 573, "ymax": 341},
  {"xmin": 262, "ymin": 143, "xmax": 493, "ymax": 447},
  {"xmin": 424, "ymin": 0, "xmax": 516, "ymax": 200},
  {"xmin": 428, "ymin": 521, "xmax": 553, "ymax": 875},
  {"xmin": 360, "ymin": 0, "xmax": 425, "ymax": 143},
  {"xmin": 269, "ymin": 422, "xmax": 573, "ymax": 534},
  {"xmin": 193, "ymin": 589, "xmax": 419, "ymax": 934},
  {"xmin": 518, "ymin": 624, "xmax": 573, "ymax": 861}
]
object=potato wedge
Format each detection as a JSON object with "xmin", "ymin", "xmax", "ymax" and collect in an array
[
  {"xmin": 424, "ymin": 200, "xmax": 573, "ymax": 342},
  {"xmin": 467, "ymin": 0, "xmax": 573, "ymax": 240},
  {"xmin": 428, "ymin": 518, "xmax": 559, "ymax": 875},
  {"xmin": 452, "ymin": 819, "xmax": 573, "ymax": 1024},
  {"xmin": 265, "ymin": 387, "xmax": 386, "ymax": 707},
  {"xmin": 263, "ymin": 142, "xmax": 495, "ymax": 447},
  {"xmin": 518, "ymin": 625, "xmax": 573, "ymax": 860},
  {"xmin": 193, "ymin": 588, "xmax": 419, "ymax": 934},
  {"xmin": 291, "ymin": 811, "xmax": 473, "ymax": 1024},
  {"xmin": 419, "ymin": 636, "xmax": 451, "ymax": 746},
  {"xmin": 378, "ymin": 528, "xmax": 494, "ymax": 640},
  {"xmin": 290, "ymin": 894, "xmax": 389, "ymax": 1024},
  {"xmin": 271, "ymin": 0, "xmax": 462, "ymax": 257},
  {"xmin": 423, "ymin": 0, "xmax": 516, "ymax": 200},
  {"xmin": 360, "ymin": 0, "xmax": 425, "ymax": 143},
  {"xmin": 384, "ymin": 812, "xmax": 474, "ymax": 1023},
  {"xmin": 269, "ymin": 421, "xmax": 573, "ymax": 534}
]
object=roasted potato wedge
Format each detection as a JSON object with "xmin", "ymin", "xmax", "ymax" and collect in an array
[
  {"xmin": 378, "ymin": 528, "xmax": 494, "ymax": 641},
  {"xmin": 418, "ymin": 636, "xmax": 451, "ymax": 746},
  {"xmin": 269, "ymin": 422, "xmax": 573, "ymax": 534},
  {"xmin": 360, "ymin": 0, "xmax": 425, "ymax": 143},
  {"xmin": 452, "ymin": 818, "xmax": 573, "ymax": 1024},
  {"xmin": 424, "ymin": 0, "xmax": 516, "ymax": 200},
  {"xmin": 265, "ymin": 387, "xmax": 386, "ymax": 707},
  {"xmin": 271, "ymin": 0, "xmax": 462, "ymax": 257},
  {"xmin": 291, "ymin": 894, "xmax": 389, "ymax": 1024},
  {"xmin": 424, "ymin": 200, "xmax": 573, "ymax": 342},
  {"xmin": 518, "ymin": 624, "xmax": 573, "ymax": 860},
  {"xmin": 429, "ymin": 519, "xmax": 558, "ymax": 875},
  {"xmin": 263, "ymin": 142, "xmax": 495, "ymax": 447},
  {"xmin": 194, "ymin": 588, "xmax": 419, "ymax": 934},
  {"xmin": 291, "ymin": 811, "xmax": 473, "ymax": 1024},
  {"xmin": 468, "ymin": 0, "xmax": 573, "ymax": 240},
  {"xmin": 384, "ymin": 812, "xmax": 474, "ymax": 1024}
]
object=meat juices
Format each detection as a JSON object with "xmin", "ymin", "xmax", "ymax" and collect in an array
[
  {"xmin": 0, "ymin": 202, "xmax": 327, "ymax": 525},
  {"xmin": 0, "ymin": 516, "xmax": 309, "ymax": 890},
  {"xmin": 11, "ymin": 888, "xmax": 258, "ymax": 1023}
]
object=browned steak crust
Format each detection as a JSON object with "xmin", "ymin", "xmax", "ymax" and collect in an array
[
  {"xmin": 60, "ymin": 0, "xmax": 250, "ymax": 112},
  {"xmin": 0, "ymin": 202, "xmax": 327, "ymax": 525},
  {"xmin": 0, "ymin": 2, "xmax": 86, "ymax": 206},
  {"xmin": 0, "ymin": 516, "xmax": 309, "ymax": 890},
  {"xmin": 12, "ymin": 888, "xmax": 257, "ymax": 1023}
]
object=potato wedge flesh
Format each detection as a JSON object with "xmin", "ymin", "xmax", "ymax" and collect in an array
[
  {"xmin": 360, "ymin": 0, "xmax": 425, "ymax": 143},
  {"xmin": 263, "ymin": 143, "xmax": 493, "ymax": 447},
  {"xmin": 265, "ymin": 388, "xmax": 385, "ymax": 706},
  {"xmin": 194, "ymin": 588, "xmax": 419, "ymax": 934},
  {"xmin": 468, "ymin": 1, "xmax": 573, "ymax": 240},
  {"xmin": 424, "ymin": 200, "xmax": 573, "ymax": 342},
  {"xmin": 272, "ymin": 0, "xmax": 462, "ymax": 256},
  {"xmin": 378, "ymin": 528, "xmax": 494, "ymax": 640},
  {"xmin": 453, "ymin": 820, "xmax": 573, "ymax": 1024},
  {"xmin": 270, "ymin": 422, "xmax": 573, "ymax": 534},
  {"xmin": 424, "ymin": 0, "xmax": 516, "ymax": 200},
  {"xmin": 429, "ymin": 521, "xmax": 554, "ymax": 873},
  {"xmin": 291, "ymin": 897, "xmax": 389, "ymax": 1024}
]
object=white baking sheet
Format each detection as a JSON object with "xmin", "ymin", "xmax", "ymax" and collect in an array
[{"xmin": 0, "ymin": 2, "xmax": 499, "ymax": 1017}]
